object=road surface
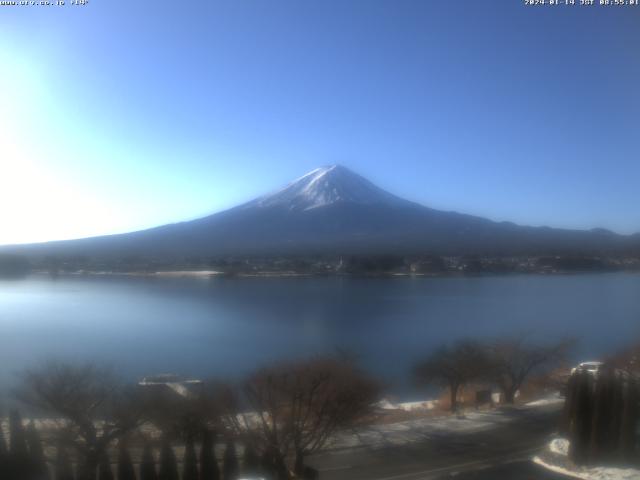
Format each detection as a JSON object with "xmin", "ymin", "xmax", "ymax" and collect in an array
[
  {"xmin": 434, "ymin": 460, "xmax": 571, "ymax": 479},
  {"xmin": 308, "ymin": 404, "xmax": 569, "ymax": 480}
]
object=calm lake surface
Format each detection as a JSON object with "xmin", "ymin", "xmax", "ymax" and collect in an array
[{"xmin": 2, "ymin": 273, "xmax": 640, "ymax": 398}]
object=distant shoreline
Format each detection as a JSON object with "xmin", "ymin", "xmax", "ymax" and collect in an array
[
  {"xmin": 4, "ymin": 250, "xmax": 640, "ymax": 280},
  {"xmin": 19, "ymin": 268, "xmax": 640, "ymax": 280}
]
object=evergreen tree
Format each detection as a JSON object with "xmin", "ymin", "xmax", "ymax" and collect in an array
[
  {"xmin": 242, "ymin": 443, "xmax": 260, "ymax": 477},
  {"xmin": 97, "ymin": 453, "xmax": 114, "ymax": 480},
  {"xmin": 222, "ymin": 442, "xmax": 239, "ymax": 480},
  {"xmin": 561, "ymin": 371, "xmax": 578, "ymax": 435},
  {"xmin": 0, "ymin": 419, "xmax": 7, "ymax": 455},
  {"xmin": 117, "ymin": 441, "xmax": 137, "ymax": 480},
  {"xmin": 568, "ymin": 370, "xmax": 592, "ymax": 464},
  {"xmin": 54, "ymin": 444, "xmax": 74, "ymax": 480},
  {"xmin": 9, "ymin": 410, "xmax": 30, "ymax": 479},
  {"xmin": 619, "ymin": 374, "xmax": 639, "ymax": 461},
  {"xmin": 589, "ymin": 367, "xmax": 615, "ymax": 460},
  {"xmin": 199, "ymin": 429, "xmax": 219, "ymax": 480},
  {"xmin": 158, "ymin": 439, "xmax": 178, "ymax": 480},
  {"xmin": 27, "ymin": 422, "xmax": 51, "ymax": 480},
  {"xmin": 77, "ymin": 456, "xmax": 98, "ymax": 480},
  {"xmin": 9, "ymin": 410, "xmax": 28, "ymax": 457},
  {"xmin": 294, "ymin": 450, "xmax": 304, "ymax": 478},
  {"xmin": 0, "ymin": 419, "xmax": 8, "ymax": 480},
  {"xmin": 182, "ymin": 436, "xmax": 198, "ymax": 480},
  {"xmin": 139, "ymin": 444, "xmax": 157, "ymax": 480},
  {"xmin": 566, "ymin": 367, "xmax": 640, "ymax": 465},
  {"xmin": 608, "ymin": 371, "xmax": 625, "ymax": 456}
]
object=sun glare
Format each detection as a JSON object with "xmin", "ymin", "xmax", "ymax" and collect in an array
[{"xmin": 0, "ymin": 48, "xmax": 120, "ymax": 245}]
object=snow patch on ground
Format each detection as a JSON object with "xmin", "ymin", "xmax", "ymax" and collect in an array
[
  {"xmin": 534, "ymin": 456, "xmax": 640, "ymax": 480},
  {"xmin": 549, "ymin": 438, "xmax": 569, "ymax": 456},
  {"xmin": 525, "ymin": 392, "xmax": 564, "ymax": 407},
  {"xmin": 325, "ymin": 395, "xmax": 567, "ymax": 450},
  {"xmin": 534, "ymin": 438, "xmax": 640, "ymax": 480},
  {"xmin": 377, "ymin": 398, "xmax": 438, "ymax": 411},
  {"xmin": 331, "ymin": 408, "xmax": 530, "ymax": 450}
]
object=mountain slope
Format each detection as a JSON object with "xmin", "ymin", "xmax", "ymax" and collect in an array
[{"xmin": 2, "ymin": 165, "xmax": 639, "ymax": 258}]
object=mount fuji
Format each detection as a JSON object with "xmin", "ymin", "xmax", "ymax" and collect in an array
[{"xmin": 3, "ymin": 165, "xmax": 639, "ymax": 259}]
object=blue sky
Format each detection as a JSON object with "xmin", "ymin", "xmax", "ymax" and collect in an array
[{"xmin": 1, "ymin": 1, "xmax": 639, "ymax": 244}]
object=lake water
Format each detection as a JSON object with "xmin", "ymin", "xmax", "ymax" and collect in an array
[{"xmin": 1, "ymin": 273, "xmax": 639, "ymax": 399}]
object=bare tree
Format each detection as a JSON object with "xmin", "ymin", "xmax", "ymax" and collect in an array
[
  {"xmin": 486, "ymin": 336, "xmax": 572, "ymax": 404},
  {"xmin": 224, "ymin": 356, "xmax": 379, "ymax": 478},
  {"xmin": 17, "ymin": 362, "xmax": 147, "ymax": 480},
  {"xmin": 143, "ymin": 380, "xmax": 226, "ymax": 442},
  {"xmin": 414, "ymin": 340, "xmax": 489, "ymax": 412}
]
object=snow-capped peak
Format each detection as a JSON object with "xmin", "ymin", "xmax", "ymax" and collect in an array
[{"xmin": 247, "ymin": 165, "xmax": 405, "ymax": 211}]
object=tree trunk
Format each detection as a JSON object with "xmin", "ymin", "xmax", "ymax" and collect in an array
[
  {"xmin": 450, "ymin": 384, "xmax": 460, "ymax": 412},
  {"xmin": 294, "ymin": 450, "xmax": 304, "ymax": 477},
  {"xmin": 261, "ymin": 447, "xmax": 288, "ymax": 480},
  {"xmin": 503, "ymin": 387, "xmax": 516, "ymax": 404},
  {"xmin": 275, "ymin": 451, "xmax": 289, "ymax": 480}
]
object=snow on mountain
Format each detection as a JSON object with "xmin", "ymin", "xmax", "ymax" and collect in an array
[{"xmin": 244, "ymin": 165, "xmax": 408, "ymax": 212}]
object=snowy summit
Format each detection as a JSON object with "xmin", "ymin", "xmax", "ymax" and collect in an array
[{"xmin": 247, "ymin": 165, "xmax": 406, "ymax": 212}]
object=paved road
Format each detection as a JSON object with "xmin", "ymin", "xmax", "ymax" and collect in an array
[
  {"xmin": 308, "ymin": 405, "xmax": 569, "ymax": 480},
  {"xmin": 434, "ymin": 460, "xmax": 571, "ymax": 479}
]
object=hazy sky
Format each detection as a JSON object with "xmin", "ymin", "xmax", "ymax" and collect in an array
[{"xmin": 1, "ymin": 1, "xmax": 639, "ymax": 245}]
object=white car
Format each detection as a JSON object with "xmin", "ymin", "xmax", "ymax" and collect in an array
[{"xmin": 570, "ymin": 361, "xmax": 604, "ymax": 376}]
